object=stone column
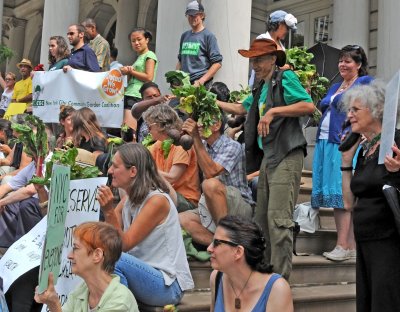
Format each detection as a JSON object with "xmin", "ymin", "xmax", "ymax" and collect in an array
[
  {"xmin": 114, "ymin": 0, "xmax": 139, "ymax": 66},
  {"xmin": 5, "ymin": 17, "xmax": 27, "ymax": 74},
  {"xmin": 0, "ymin": 0, "xmax": 4, "ymax": 43},
  {"xmin": 155, "ymin": 0, "xmax": 252, "ymax": 93},
  {"xmin": 331, "ymin": 0, "xmax": 369, "ymax": 51},
  {"xmin": 39, "ymin": 0, "xmax": 80, "ymax": 68},
  {"xmin": 377, "ymin": 0, "xmax": 400, "ymax": 80}
]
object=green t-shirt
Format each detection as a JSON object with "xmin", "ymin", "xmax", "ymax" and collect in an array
[
  {"xmin": 242, "ymin": 70, "xmax": 312, "ymax": 149},
  {"xmin": 125, "ymin": 50, "xmax": 158, "ymax": 98}
]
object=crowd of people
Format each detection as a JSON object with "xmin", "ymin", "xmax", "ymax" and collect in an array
[{"xmin": 0, "ymin": 1, "xmax": 398, "ymax": 312}]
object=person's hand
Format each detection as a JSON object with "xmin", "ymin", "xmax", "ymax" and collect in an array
[
  {"xmin": 182, "ymin": 118, "xmax": 200, "ymax": 139},
  {"xmin": 34, "ymin": 273, "xmax": 60, "ymax": 307},
  {"xmin": 96, "ymin": 185, "xmax": 114, "ymax": 212},
  {"xmin": 0, "ymin": 144, "xmax": 11, "ymax": 155},
  {"xmin": 258, "ymin": 109, "xmax": 274, "ymax": 137},
  {"xmin": 162, "ymin": 94, "xmax": 175, "ymax": 103},
  {"xmin": 120, "ymin": 66, "xmax": 134, "ymax": 76},
  {"xmin": 193, "ymin": 79, "xmax": 205, "ymax": 87},
  {"xmin": 384, "ymin": 144, "xmax": 400, "ymax": 172},
  {"xmin": 226, "ymin": 123, "xmax": 243, "ymax": 139},
  {"xmin": 62, "ymin": 65, "xmax": 72, "ymax": 73}
]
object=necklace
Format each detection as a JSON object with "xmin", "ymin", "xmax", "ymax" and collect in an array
[
  {"xmin": 228, "ymin": 271, "xmax": 253, "ymax": 309},
  {"xmin": 338, "ymin": 75, "xmax": 358, "ymax": 92},
  {"xmin": 362, "ymin": 132, "xmax": 381, "ymax": 156}
]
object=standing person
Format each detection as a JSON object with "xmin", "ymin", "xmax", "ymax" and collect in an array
[
  {"xmin": 341, "ymin": 81, "xmax": 400, "ymax": 311},
  {"xmin": 217, "ymin": 39, "xmax": 314, "ymax": 279},
  {"xmin": 177, "ymin": 0, "xmax": 223, "ymax": 88},
  {"xmin": 48, "ymin": 36, "xmax": 70, "ymax": 71},
  {"xmin": 96, "ymin": 143, "xmax": 194, "ymax": 306},
  {"xmin": 63, "ymin": 24, "xmax": 100, "ymax": 72},
  {"xmin": 35, "ymin": 222, "xmax": 139, "ymax": 312},
  {"xmin": 82, "ymin": 18, "xmax": 111, "ymax": 71},
  {"xmin": 209, "ymin": 216, "xmax": 293, "ymax": 312},
  {"xmin": 110, "ymin": 47, "xmax": 123, "ymax": 70},
  {"xmin": 0, "ymin": 72, "xmax": 16, "ymax": 116},
  {"xmin": 11, "ymin": 59, "xmax": 33, "ymax": 112},
  {"xmin": 312, "ymin": 45, "xmax": 373, "ymax": 261},
  {"xmin": 120, "ymin": 28, "xmax": 157, "ymax": 132}
]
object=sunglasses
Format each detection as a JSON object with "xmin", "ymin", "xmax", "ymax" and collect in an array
[
  {"xmin": 343, "ymin": 45, "xmax": 361, "ymax": 52},
  {"xmin": 212, "ymin": 238, "xmax": 239, "ymax": 248},
  {"xmin": 67, "ymin": 32, "xmax": 76, "ymax": 36}
]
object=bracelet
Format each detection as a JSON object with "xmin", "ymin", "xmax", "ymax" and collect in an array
[{"xmin": 340, "ymin": 166, "xmax": 353, "ymax": 171}]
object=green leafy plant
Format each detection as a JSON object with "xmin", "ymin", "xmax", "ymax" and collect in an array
[
  {"xmin": 286, "ymin": 47, "xmax": 330, "ymax": 123},
  {"xmin": 0, "ymin": 45, "xmax": 14, "ymax": 65},
  {"xmin": 229, "ymin": 84, "xmax": 251, "ymax": 103},
  {"xmin": 142, "ymin": 134, "xmax": 155, "ymax": 148},
  {"xmin": 29, "ymin": 147, "xmax": 101, "ymax": 186},
  {"xmin": 161, "ymin": 138, "xmax": 173, "ymax": 159},
  {"xmin": 12, "ymin": 115, "xmax": 48, "ymax": 177},
  {"xmin": 165, "ymin": 70, "xmax": 191, "ymax": 87}
]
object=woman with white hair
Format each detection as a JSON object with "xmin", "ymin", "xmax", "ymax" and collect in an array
[{"xmin": 341, "ymin": 80, "xmax": 400, "ymax": 311}]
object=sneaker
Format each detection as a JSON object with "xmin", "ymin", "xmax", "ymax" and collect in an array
[
  {"xmin": 348, "ymin": 249, "xmax": 356, "ymax": 259},
  {"xmin": 324, "ymin": 246, "xmax": 351, "ymax": 261},
  {"xmin": 322, "ymin": 246, "xmax": 338, "ymax": 258}
]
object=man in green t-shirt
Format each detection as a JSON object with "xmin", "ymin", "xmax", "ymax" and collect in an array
[{"xmin": 217, "ymin": 39, "xmax": 314, "ymax": 279}]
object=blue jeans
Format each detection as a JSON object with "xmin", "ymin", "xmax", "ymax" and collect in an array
[{"xmin": 114, "ymin": 253, "xmax": 183, "ymax": 306}]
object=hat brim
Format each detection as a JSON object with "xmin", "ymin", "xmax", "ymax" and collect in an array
[
  {"xmin": 17, "ymin": 63, "xmax": 32, "ymax": 69},
  {"xmin": 186, "ymin": 9, "xmax": 202, "ymax": 16},
  {"xmin": 238, "ymin": 50, "xmax": 286, "ymax": 67}
]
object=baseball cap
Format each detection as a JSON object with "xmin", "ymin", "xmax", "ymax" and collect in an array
[
  {"xmin": 269, "ymin": 10, "xmax": 297, "ymax": 30},
  {"xmin": 185, "ymin": 1, "xmax": 204, "ymax": 16}
]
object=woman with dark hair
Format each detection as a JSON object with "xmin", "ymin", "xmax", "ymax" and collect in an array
[
  {"xmin": 71, "ymin": 107, "xmax": 107, "ymax": 159},
  {"xmin": 48, "ymin": 36, "xmax": 70, "ymax": 71},
  {"xmin": 55, "ymin": 105, "xmax": 75, "ymax": 148},
  {"xmin": 311, "ymin": 44, "xmax": 373, "ymax": 261},
  {"xmin": 209, "ymin": 215, "xmax": 293, "ymax": 312},
  {"xmin": 0, "ymin": 72, "xmax": 16, "ymax": 116},
  {"xmin": 96, "ymin": 143, "xmax": 193, "ymax": 306},
  {"xmin": 35, "ymin": 221, "xmax": 139, "ymax": 311},
  {"xmin": 120, "ymin": 28, "xmax": 158, "ymax": 133}
]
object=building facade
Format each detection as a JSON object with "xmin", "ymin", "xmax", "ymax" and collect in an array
[{"xmin": 1, "ymin": 0, "xmax": 399, "ymax": 90}]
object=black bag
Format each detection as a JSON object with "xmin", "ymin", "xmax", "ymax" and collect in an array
[{"xmin": 382, "ymin": 184, "xmax": 400, "ymax": 236}]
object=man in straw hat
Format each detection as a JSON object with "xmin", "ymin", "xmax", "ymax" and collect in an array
[
  {"xmin": 217, "ymin": 39, "xmax": 314, "ymax": 279},
  {"xmin": 11, "ymin": 58, "xmax": 33, "ymax": 111}
]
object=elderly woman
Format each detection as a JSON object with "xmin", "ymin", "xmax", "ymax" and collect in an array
[
  {"xmin": 341, "ymin": 80, "xmax": 400, "ymax": 311},
  {"xmin": 35, "ymin": 221, "xmax": 138, "ymax": 311},
  {"xmin": 209, "ymin": 215, "xmax": 293, "ymax": 312},
  {"xmin": 311, "ymin": 45, "xmax": 373, "ymax": 261},
  {"xmin": 96, "ymin": 143, "xmax": 193, "ymax": 306},
  {"xmin": 143, "ymin": 104, "xmax": 200, "ymax": 212}
]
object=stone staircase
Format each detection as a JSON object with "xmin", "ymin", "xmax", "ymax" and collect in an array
[{"xmin": 139, "ymin": 170, "xmax": 356, "ymax": 312}]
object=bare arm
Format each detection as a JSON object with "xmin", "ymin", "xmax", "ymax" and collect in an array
[
  {"xmin": 176, "ymin": 62, "xmax": 181, "ymax": 70},
  {"xmin": 0, "ymin": 183, "xmax": 37, "ymax": 206},
  {"xmin": 267, "ymin": 277, "xmax": 294, "ymax": 312},
  {"xmin": 0, "ymin": 74, "xmax": 5, "ymax": 90},
  {"xmin": 159, "ymin": 164, "xmax": 187, "ymax": 184},
  {"xmin": 121, "ymin": 58, "xmax": 156, "ymax": 83},
  {"xmin": 182, "ymin": 119, "xmax": 224, "ymax": 179},
  {"xmin": 131, "ymin": 96, "xmax": 165, "ymax": 119},
  {"xmin": 195, "ymin": 63, "xmax": 222, "ymax": 86},
  {"xmin": 97, "ymin": 186, "xmax": 170, "ymax": 251},
  {"xmin": 210, "ymin": 270, "xmax": 218, "ymax": 312},
  {"xmin": 216, "ymin": 100, "xmax": 247, "ymax": 115}
]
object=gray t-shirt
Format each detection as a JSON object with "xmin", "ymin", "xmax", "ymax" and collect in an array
[{"xmin": 178, "ymin": 28, "xmax": 223, "ymax": 82}]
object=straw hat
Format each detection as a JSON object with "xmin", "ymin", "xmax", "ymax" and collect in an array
[{"xmin": 17, "ymin": 58, "xmax": 33, "ymax": 69}]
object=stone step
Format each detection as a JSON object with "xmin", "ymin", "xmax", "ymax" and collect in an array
[
  {"xmin": 139, "ymin": 283, "xmax": 356, "ymax": 312},
  {"xmin": 296, "ymin": 229, "xmax": 337, "ymax": 256}
]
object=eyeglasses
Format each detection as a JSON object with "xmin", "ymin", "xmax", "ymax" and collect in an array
[
  {"xmin": 348, "ymin": 106, "xmax": 365, "ymax": 114},
  {"xmin": 5, "ymin": 78, "xmax": 14, "ymax": 82},
  {"xmin": 67, "ymin": 32, "xmax": 76, "ymax": 36},
  {"xmin": 148, "ymin": 122, "xmax": 157, "ymax": 130},
  {"xmin": 212, "ymin": 238, "xmax": 239, "ymax": 248}
]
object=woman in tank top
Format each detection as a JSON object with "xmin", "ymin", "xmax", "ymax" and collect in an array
[
  {"xmin": 97, "ymin": 143, "xmax": 193, "ymax": 307},
  {"xmin": 209, "ymin": 216, "xmax": 293, "ymax": 312}
]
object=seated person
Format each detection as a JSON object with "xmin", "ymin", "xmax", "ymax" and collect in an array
[
  {"xmin": 0, "ymin": 118, "xmax": 32, "ymax": 184},
  {"xmin": 55, "ymin": 105, "xmax": 75, "ymax": 149},
  {"xmin": 179, "ymin": 115, "xmax": 254, "ymax": 247},
  {"xmin": 209, "ymin": 215, "xmax": 293, "ymax": 312},
  {"xmin": 143, "ymin": 104, "xmax": 200, "ymax": 212},
  {"xmin": 35, "ymin": 221, "xmax": 139, "ymax": 311},
  {"xmin": 97, "ymin": 143, "xmax": 194, "ymax": 306},
  {"xmin": 71, "ymin": 107, "xmax": 107, "ymax": 159}
]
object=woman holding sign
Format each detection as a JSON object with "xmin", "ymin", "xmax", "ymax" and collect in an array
[
  {"xmin": 341, "ymin": 81, "xmax": 400, "ymax": 311},
  {"xmin": 97, "ymin": 143, "xmax": 194, "ymax": 306},
  {"xmin": 35, "ymin": 221, "xmax": 138, "ymax": 311}
]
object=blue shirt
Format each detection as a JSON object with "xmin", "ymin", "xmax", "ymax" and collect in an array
[
  {"xmin": 204, "ymin": 135, "xmax": 254, "ymax": 204},
  {"xmin": 316, "ymin": 75, "xmax": 373, "ymax": 144},
  {"xmin": 68, "ymin": 44, "xmax": 100, "ymax": 72}
]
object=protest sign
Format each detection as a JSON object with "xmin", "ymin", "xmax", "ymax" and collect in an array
[
  {"xmin": 379, "ymin": 71, "xmax": 400, "ymax": 164},
  {"xmin": 38, "ymin": 164, "xmax": 70, "ymax": 293},
  {"xmin": 32, "ymin": 69, "xmax": 124, "ymax": 128},
  {"xmin": 0, "ymin": 217, "xmax": 47, "ymax": 293}
]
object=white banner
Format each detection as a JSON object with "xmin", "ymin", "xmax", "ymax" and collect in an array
[
  {"xmin": 32, "ymin": 69, "xmax": 124, "ymax": 128},
  {"xmin": 0, "ymin": 177, "xmax": 107, "ymax": 310}
]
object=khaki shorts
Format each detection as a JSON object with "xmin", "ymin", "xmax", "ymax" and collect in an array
[{"xmin": 195, "ymin": 185, "xmax": 253, "ymax": 233}]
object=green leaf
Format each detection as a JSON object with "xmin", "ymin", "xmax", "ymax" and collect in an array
[{"xmin": 161, "ymin": 138, "xmax": 173, "ymax": 159}]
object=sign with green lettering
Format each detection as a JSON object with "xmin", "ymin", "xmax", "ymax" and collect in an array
[{"xmin": 38, "ymin": 164, "xmax": 70, "ymax": 293}]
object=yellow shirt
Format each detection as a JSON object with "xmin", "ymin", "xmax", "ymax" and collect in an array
[{"xmin": 12, "ymin": 77, "xmax": 32, "ymax": 105}]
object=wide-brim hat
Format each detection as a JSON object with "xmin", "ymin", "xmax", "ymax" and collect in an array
[
  {"xmin": 17, "ymin": 58, "xmax": 33, "ymax": 69},
  {"xmin": 238, "ymin": 39, "xmax": 286, "ymax": 67}
]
